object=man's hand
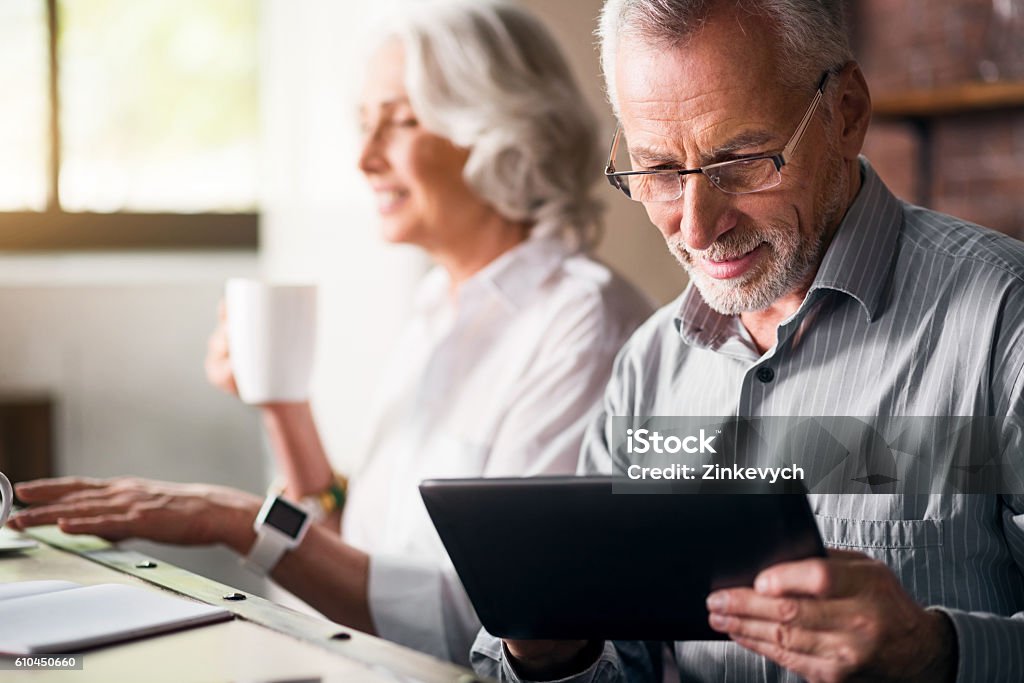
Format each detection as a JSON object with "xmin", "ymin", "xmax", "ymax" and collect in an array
[
  {"xmin": 8, "ymin": 476, "xmax": 262, "ymax": 554},
  {"xmin": 706, "ymin": 549, "xmax": 957, "ymax": 682}
]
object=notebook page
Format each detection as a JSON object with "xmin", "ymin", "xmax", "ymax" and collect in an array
[
  {"xmin": 0, "ymin": 580, "xmax": 81, "ymax": 601},
  {"xmin": 0, "ymin": 583, "xmax": 232, "ymax": 655}
]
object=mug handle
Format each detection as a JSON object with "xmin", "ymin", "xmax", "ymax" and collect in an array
[{"xmin": 0, "ymin": 472, "xmax": 12, "ymax": 528}]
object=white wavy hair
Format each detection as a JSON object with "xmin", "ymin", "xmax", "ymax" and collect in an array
[
  {"xmin": 369, "ymin": 0, "xmax": 605, "ymax": 249},
  {"xmin": 598, "ymin": 0, "xmax": 853, "ymax": 118}
]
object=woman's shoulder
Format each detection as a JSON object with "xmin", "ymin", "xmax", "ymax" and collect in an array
[
  {"xmin": 538, "ymin": 249, "xmax": 656, "ymax": 340},
  {"xmin": 558, "ymin": 249, "xmax": 652, "ymax": 302}
]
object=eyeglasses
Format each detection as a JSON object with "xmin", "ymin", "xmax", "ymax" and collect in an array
[{"xmin": 604, "ymin": 71, "xmax": 831, "ymax": 202}]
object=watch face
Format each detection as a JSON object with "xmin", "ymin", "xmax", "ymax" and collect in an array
[{"xmin": 265, "ymin": 498, "xmax": 307, "ymax": 538}]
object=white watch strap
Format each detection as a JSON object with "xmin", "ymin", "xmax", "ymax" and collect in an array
[
  {"xmin": 244, "ymin": 528, "xmax": 290, "ymax": 575},
  {"xmin": 295, "ymin": 496, "xmax": 326, "ymax": 522}
]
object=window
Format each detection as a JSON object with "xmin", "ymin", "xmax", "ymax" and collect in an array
[{"xmin": 0, "ymin": 0, "xmax": 259, "ymax": 250}]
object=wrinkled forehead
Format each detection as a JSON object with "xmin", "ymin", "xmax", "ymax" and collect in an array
[
  {"xmin": 612, "ymin": 16, "xmax": 793, "ymax": 144},
  {"xmin": 615, "ymin": 6, "xmax": 793, "ymax": 108}
]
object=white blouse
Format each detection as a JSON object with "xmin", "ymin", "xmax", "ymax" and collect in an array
[{"xmin": 341, "ymin": 235, "xmax": 652, "ymax": 664}]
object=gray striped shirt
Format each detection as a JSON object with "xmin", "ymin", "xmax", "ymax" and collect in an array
[{"xmin": 471, "ymin": 160, "xmax": 1024, "ymax": 682}]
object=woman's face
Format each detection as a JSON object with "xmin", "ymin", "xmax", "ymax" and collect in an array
[{"xmin": 358, "ymin": 42, "xmax": 487, "ymax": 250}]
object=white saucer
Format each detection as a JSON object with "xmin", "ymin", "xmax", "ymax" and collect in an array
[
  {"xmin": 0, "ymin": 538, "xmax": 38, "ymax": 553},
  {"xmin": 0, "ymin": 531, "xmax": 38, "ymax": 553}
]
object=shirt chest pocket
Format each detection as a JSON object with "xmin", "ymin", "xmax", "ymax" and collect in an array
[
  {"xmin": 814, "ymin": 515, "xmax": 944, "ymax": 550},
  {"xmin": 814, "ymin": 515, "xmax": 946, "ymax": 605}
]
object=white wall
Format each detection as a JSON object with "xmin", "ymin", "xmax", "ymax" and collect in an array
[
  {"xmin": 0, "ymin": 0, "xmax": 687, "ymax": 603},
  {"xmin": 0, "ymin": 253, "xmax": 270, "ymax": 594},
  {"xmin": 521, "ymin": 0, "xmax": 688, "ymax": 304},
  {"xmin": 260, "ymin": 0, "xmax": 426, "ymax": 476}
]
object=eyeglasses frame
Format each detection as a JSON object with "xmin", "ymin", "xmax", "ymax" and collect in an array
[{"xmin": 604, "ymin": 70, "xmax": 832, "ymax": 201}]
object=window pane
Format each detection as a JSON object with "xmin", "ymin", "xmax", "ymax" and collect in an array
[
  {"xmin": 59, "ymin": 0, "xmax": 259, "ymax": 213},
  {"xmin": 0, "ymin": 0, "xmax": 50, "ymax": 211}
]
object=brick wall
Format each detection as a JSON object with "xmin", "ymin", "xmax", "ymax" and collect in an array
[{"xmin": 854, "ymin": 0, "xmax": 1024, "ymax": 238}]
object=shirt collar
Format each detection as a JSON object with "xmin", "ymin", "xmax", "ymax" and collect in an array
[
  {"xmin": 675, "ymin": 284, "xmax": 743, "ymax": 353},
  {"xmin": 674, "ymin": 158, "xmax": 903, "ymax": 348},
  {"xmin": 413, "ymin": 235, "xmax": 573, "ymax": 315},
  {"xmin": 808, "ymin": 158, "xmax": 902, "ymax": 323}
]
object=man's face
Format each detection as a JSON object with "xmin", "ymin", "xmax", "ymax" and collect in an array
[{"xmin": 614, "ymin": 15, "xmax": 848, "ymax": 315}]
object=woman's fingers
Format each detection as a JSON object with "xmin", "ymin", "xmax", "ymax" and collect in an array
[
  {"xmin": 58, "ymin": 513, "xmax": 140, "ymax": 542},
  {"xmin": 14, "ymin": 477, "xmax": 109, "ymax": 503},
  {"xmin": 204, "ymin": 307, "xmax": 238, "ymax": 396},
  {"xmin": 9, "ymin": 499, "xmax": 134, "ymax": 529}
]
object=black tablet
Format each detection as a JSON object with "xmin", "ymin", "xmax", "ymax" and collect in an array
[{"xmin": 419, "ymin": 476, "xmax": 825, "ymax": 641}]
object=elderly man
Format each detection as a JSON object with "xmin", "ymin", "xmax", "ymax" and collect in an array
[{"xmin": 471, "ymin": 1, "xmax": 1024, "ymax": 682}]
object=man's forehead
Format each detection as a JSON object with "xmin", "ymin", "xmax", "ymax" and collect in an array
[
  {"xmin": 613, "ymin": 31, "xmax": 790, "ymax": 155},
  {"xmin": 626, "ymin": 129, "xmax": 778, "ymax": 163},
  {"xmin": 616, "ymin": 42, "xmax": 779, "ymax": 105},
  {"xmin": 613, "ymin": 5, "xmax": 786, "ymax": 111}
]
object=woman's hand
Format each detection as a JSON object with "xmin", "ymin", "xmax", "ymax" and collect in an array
[
  {"xmin": 205, "ymin": 301, "xmax": 239, "ymax": 397},
  {"xmin": 7, "ymin": 477, "xmax": 261, "ymax": 554},
  {"xmin": 202, "ymin": 300, "xmax": 332, "ymax": 514}
]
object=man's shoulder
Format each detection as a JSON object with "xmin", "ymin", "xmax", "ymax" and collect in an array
[{"xmin": 899, "ymin": 202, "xmax": 1024, "ymax": 285}]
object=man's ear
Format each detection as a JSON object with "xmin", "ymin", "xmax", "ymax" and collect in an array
[{"xmin": 835, "ymin": 61, "xmax": 872, "ymax": 161}]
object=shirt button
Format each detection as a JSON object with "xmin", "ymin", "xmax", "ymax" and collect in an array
[{"xmin": 755, "ymin": 366, "xmax": 775, "ymax": 383}]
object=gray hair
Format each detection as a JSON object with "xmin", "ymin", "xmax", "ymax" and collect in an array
[
  {"xmin": 377, "ymin": 0, "xmax": 604, "ymax": 248},
  {"xmin": 598, "ymin": 0, "xmax": 853, "ymax": 117}
]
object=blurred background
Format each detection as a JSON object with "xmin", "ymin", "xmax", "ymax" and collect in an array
[{"xmin": 0, "ymin": 0, "xmax": 1021, "ymax": 596}]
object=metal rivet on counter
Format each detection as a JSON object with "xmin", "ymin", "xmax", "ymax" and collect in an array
[
  {"xmin": 222, "ymin": 592, "xmax": 247, "ymax": 601},
  {"xmin": 135, "ymin": 561, "xmax": 158, "ymax": 569}
]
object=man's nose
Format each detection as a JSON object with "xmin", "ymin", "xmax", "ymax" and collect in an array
[{"xmin": 677, "ymin": 175, "xmax": 737, "ymax": 251}]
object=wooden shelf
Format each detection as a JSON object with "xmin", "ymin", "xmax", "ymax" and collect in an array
[
  {"xmin": 872, "ymin": 80, "xmax": 1024, "ymax": 119},
  {"xmin": 0, "ymin": 211, "xmax": 258, "ymax": 251}
]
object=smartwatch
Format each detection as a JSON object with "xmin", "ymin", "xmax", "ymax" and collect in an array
[
  {"xmin": 265, "ymin": 473, "xmax": 348, "ymax": 522},
  {"xmin": 243, "ymin": 494, "xmax": 312, "ymax": 575}
]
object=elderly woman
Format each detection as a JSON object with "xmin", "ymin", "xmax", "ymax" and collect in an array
[{"xmin": 9, "ymin": 0, "xmax": 651, "ymax": 666}]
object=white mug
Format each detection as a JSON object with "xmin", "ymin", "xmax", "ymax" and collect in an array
[
  {"xmin": 225, "ymin": 279, "xmax": 318, "ymax": 404},
  {"xmin": 0, "ymin": 471, "xmax": 12, "ymax": 529}
]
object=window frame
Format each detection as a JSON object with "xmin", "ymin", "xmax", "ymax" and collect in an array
[{"xmin": 0, "ymin": 0, "xmax": 258, "ymax": 252}]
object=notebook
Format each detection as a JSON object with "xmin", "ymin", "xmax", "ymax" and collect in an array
[{"xmin": 0, "ymin": 580, "xmax": 233, "ymax": 655}]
